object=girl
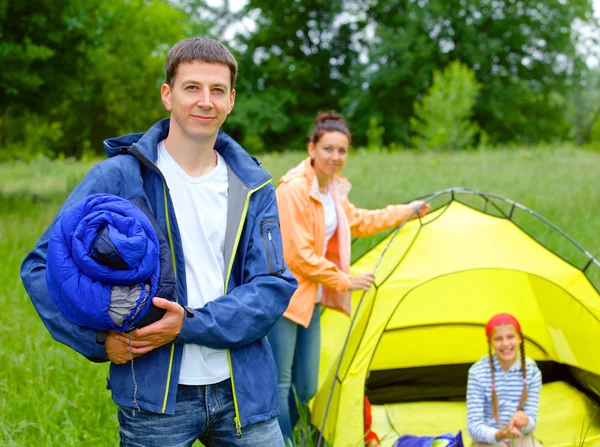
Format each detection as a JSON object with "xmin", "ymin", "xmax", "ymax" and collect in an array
[
  {"xmin": 467, "ymin": 313, "xmax": 543, "ymax": 446},
  {"xmin": 269, "ymin": 111, "xmax": 430, "ymax": 444}
]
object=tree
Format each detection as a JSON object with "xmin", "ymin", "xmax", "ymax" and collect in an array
[
  {"xmin": 0, "ymin": 0, "xmax": 93, "ymax": 114},
  {"xmin": 217, "ymin": 0, "xmax": 364, "ymax": 151},
  {"xmin": 568, "ymin": 67, "xmax": 600, "ymax": 145},
  {"xmin": 410, "ymin": 61, "xmax": 481, "ymax": 150},
  {"xmin": 0, "ymin": 0, "xmax": 197, "ymax": 158},
  {"xmin": 348, "ymin": 0, "xmax": 596, "ymax": 146},
  {"xmin": 61, "ymin": 0, "xmax": 192, "ymax": 155}
]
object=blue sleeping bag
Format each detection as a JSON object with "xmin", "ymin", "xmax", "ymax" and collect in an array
[
  {"xmin": 394, "ymin": 431, "xmax": 464, "ymax": 447},
  {"xmin": 46, "ymin": 193, "xmax": 162, "ymax": 333}
]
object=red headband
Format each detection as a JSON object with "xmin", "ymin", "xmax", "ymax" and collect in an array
[{"xmin": 485, "ymin": 313, "xmax": 521, "ymax": 340}]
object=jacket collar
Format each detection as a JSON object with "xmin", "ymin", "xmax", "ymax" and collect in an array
[
  {"xmin": 280, "ymin": 157, "xmax": 351, "ymax": 199},
  {"xmin": 103, "ymin": 119, "xmax": 270, "ymax": 189}
]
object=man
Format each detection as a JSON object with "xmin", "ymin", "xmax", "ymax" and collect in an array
[{"xmin": 21, "ymin": 37, "xmax": 297, "ymax": 446}]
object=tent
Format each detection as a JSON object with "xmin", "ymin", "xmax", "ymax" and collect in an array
[{"xmin": 311, "ymin": 188, "xmax": 600, "ymax": 447}]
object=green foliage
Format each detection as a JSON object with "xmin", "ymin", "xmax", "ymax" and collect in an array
[
  {"xmin": 365, "ymin": 117, "xmax": 385, "ymax": 151},
  {"xmin": 410, "ymin": 61, "xmax": 481, "ymax": 151},
  {"xmin": 592, "ymin": 118, "xmax": 600, "ymax": 144},
  {"xmin": 0, "ymin": 113, "xmax": 65, "ymax": 162},
  {"xmin": 0, "ymin": 0, "xmax": 192, "ymax": 157},
  {"xmin": 221, "ymin": 0, "xmax": 363, "ymax": 151},
  {"xmin": 569, "ymin": 68, "xmax": 600, "ymax": 146},
  {"xmin": 0, "ymin": 0, "xmax": 92, "ymax": 113},
  {"xmin": 347, "ymin": 0, "xmax": 596, "ymax": 146},
  {"xmin": 1, "ymin": 0, "xmax": 599, "ymax": 158}
]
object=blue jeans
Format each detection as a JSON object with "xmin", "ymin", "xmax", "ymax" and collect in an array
[
  {"xmin": 268, "ymin": 305, "xmax": 321, "ymax": 445},
  {"xmin": 118, "ymin": 379, "xmax": 285, "ymax": 447}
]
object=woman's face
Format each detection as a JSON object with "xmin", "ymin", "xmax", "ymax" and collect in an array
[
  {"xmin": 492, "ymin": 324, "xmax": 521, "ymax": 365},
  {"xmin": 308, "ymin": 131, "xmax": 350, "ymax": 181}
]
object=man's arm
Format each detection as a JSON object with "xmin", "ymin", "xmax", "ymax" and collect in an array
[{"xmin": 21, "ymin": 165, "xmax": 111, "ymax": 361}]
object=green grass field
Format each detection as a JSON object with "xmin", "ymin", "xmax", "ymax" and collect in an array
[{"xmin": 1, "ymin": 147, "xmax": 599, "ymax": 446}]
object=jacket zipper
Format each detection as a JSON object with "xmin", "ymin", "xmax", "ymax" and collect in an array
[
  {"xmin": 161, "ymin": 185, "xmax": 177, "ymax": 413},
  {"xmin": 127, "ymin": 145, "xmax": 177, "ymax": 414},
  {"xmin": 224, "ymin": 179, "xmax": 271, "ymax": 438},
  {"xmin": 267, "ymin": 228, "xmax": 279, "ymax": 265}
]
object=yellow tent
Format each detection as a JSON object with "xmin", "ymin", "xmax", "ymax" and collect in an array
[{"xmin": 311, "ymin": 188, "xmax": 600, "ymax": 447}]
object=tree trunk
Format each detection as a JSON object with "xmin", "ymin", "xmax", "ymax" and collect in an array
[{"xmin": 578, "ymin": 105, "xmax": 600, "ymax": 146}]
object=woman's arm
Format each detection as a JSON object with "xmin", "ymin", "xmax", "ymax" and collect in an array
[
  {"xmin": 276, "ymin": 181, "xmax": 351, "ymax": 291},
  {"xmin": 344, "ymin": 199, "xmax": 429, "ymax": 238}
]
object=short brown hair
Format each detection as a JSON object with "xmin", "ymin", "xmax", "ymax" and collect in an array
[{"xmin": 165, "ymin": 37, "xmax": 238, "ymax": 89}]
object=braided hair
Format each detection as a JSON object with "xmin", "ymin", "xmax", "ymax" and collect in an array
[{"xmin": 488, "ymin": 326, "xmax": 528, "ymax": 425}]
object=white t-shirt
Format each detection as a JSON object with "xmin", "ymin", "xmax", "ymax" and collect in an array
[
  {"xmin": 157, "ymin": 140, "xmax": 230, "ymax": 385},
  {"xmin": 317, "ymin": 189, "xmax": 338, "ymax": 301}
]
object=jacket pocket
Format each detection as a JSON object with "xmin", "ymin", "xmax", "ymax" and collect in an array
[{"xmin": 259, "ymin": 219, "xmax": 285, "ymax": 276}]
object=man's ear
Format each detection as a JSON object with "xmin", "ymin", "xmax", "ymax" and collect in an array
[
  {"xmin": 227, "ymin": 88, "xmax": 236, "ymax": 115},
  {"xmin": 161, "ymin": 84, "xmax": 172, "ymax": 111}
]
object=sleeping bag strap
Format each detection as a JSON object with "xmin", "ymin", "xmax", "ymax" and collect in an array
[{"xmin": 128, "ymin": 332, "xmax": 140, "ymax": 411}]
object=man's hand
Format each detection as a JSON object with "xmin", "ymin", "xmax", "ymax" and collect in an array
[
  {"xmin": 408, "ymin": 200, "xmax": 431, "ymax": 218},
  {"xmin": 510, "ymin": 411, "xmax": 529, "ymax": 430},
  {"xmin": 109, "ymin": 298, "xmax": 184, "ymax": 363},
  {"xmin": 106, "ymin": 329, "xmax": 138, "ymax": 364}
]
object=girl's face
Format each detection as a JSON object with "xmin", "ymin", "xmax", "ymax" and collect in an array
[
  {"xmin": 492, "ymin": 324, "xmax": 521, "ymax": 365},
  {"xmin": 308, "ymin": 131, "xmax": 350, "ymax": 181}
]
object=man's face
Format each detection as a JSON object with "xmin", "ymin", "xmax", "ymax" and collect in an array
[{"xmin": 161, "ymin": 60, "xmax": 235, "ymax": 144}]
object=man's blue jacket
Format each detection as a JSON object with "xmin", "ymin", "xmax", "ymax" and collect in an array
[{"xmin": 21, "ymin": 119, "xmax": 298, "ymax": 435}]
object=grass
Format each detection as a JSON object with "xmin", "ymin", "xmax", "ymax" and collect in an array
[{"xmin": 0, "ymin": 146, "xmax": 599, "ymax": 446}]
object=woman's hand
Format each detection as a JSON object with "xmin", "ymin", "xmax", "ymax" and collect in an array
[
  {"xmin": 366, "ymin": 439, "xmax": 381, "ymax": 447},
  {"xmin": 510, "ymin": 411, "xmax": 529, "ymax": 429},
  {"xmin": 408, "ymin": 200, "xmax": 430, "ymax": 218},
  {"xmin": 350, "ymin": 273, "xmax": 375, "ymax": 291}
]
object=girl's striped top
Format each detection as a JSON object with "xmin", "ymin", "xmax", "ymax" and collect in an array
[{"xmin": 466, "ymin": 355, "xmax": 542, "ymax": 443}]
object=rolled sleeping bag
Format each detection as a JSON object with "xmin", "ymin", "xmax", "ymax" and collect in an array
[{"xmin": 46, "ymin": 193, "xmax": 166, "ymax": 333}]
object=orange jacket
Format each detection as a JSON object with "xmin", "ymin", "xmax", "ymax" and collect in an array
[{"xmin": 276, "ymin": 158, "xmax": 416, "ymax": 327}]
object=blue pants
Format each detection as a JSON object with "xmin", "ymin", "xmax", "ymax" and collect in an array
[
  {"xmin": 268, "ymin": 306, "xmax": 321, "ymax": 445},
  {"xmin": 118, "ymin": 379, "xmax": 285, "ymax": 447}
]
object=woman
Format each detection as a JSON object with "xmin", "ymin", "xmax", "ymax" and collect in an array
[
  {"xmin": 466, "ymin": 313, "xmax": 543, "ymax": 446},
  {"xmin": 269, "ymin": 111, "xmax": 430, "ymax": 444}
]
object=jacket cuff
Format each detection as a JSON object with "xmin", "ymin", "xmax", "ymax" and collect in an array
[
  {"xmin": 175, "ymin": 305, "xmax": 196, "ymax": 344},
  {"xmin": 485, "ymin": 428, "xmax": 499, "ymax": 444},
  {"xmin": 336, "ymin": 273, "xmax": 351, "ymax": 292},
  {"xmin": 90, "ymin": 331, "xmax": 109, "ymax": 360},
  {"xmin": 523, "ymin": 416, "xmax": 536, "ymax": 433}
]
